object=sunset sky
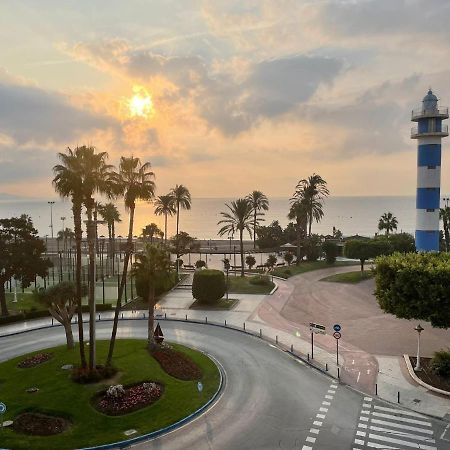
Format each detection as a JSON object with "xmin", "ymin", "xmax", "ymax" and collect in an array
[{"xmin": 1, "ymin": 0, "xmax": 450, "ymax": 199}]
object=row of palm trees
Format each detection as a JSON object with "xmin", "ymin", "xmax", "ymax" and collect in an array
[{"xmin": 52, "ymin": 145, "xmax": 192, "ymax": 373}]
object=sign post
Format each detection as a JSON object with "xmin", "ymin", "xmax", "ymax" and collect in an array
[
  {"xmin": 309, "ymin": 322, "xmax": 326, "ymax": 360},
  {"xmin": 333, "ymin": 330, "xmax": 342, "ymax": 366}
]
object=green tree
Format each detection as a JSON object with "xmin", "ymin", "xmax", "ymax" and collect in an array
[
  {"xmin": 284, "ymin": 252, "xmax": 294, "ymax": 266},
  {"xmin": 154, "ymin": 194, "xmax": 176, "ymax": 245},
  {"xmin": 345, "ymin": 239, "xmax": 391, "ymax": 275},
  {"xmin": 218, "ymin": 198, "xmax": 253, "ymax": 277},
  {"xmin": 266, "ymin": 254, "xmax": 277, "ymax": 269},
  {"xmin": 98, "ymin": 202, "xmax": 121, "ymax": 259},
  {"xmin": 378, "ymin": 212, "xmax": 398, "ymax": 236},
  {"xmin": 292, "ymin": 174, "xmax": 329, "ymax": 236},
  {"xmin": 304, "ymin": 234, "xmax": 321, "ymax": 262},
  {"xmin": 245, "ymin": 254, "xmax": 256, "ymax": 269},
  {"xmin": 256, "ymin": 220, "xmax": 284, "ymax": 249},
  {"xmin": 142, "ymin": 223, "xmax": 163, "ymax": 244},
  {"xmin": 133, "ymin": 244, "xmax": 171, "ymax": 349},
  {"xmin": 192, "ymin": 270, "xmax": 226, "ymax": 304},
  {"xmin": 0, "ymin": 216, "xmax": 51, "ymax": 316},
  {"xmin": 170, "ymin": 185, "xmax": 191, "ymax": 263},
  {"xmin": 440, "ymin": 207, "xmax": 450, "ymax": 252},
  {"xmin": 374, "ymin": 252, "xmax": 450, "ymax": 328},
  {"xmin": 170, "ymin": 231, "xmax": 196, "ymax": 256},
  {"xmin": 323, "ymin": 240, "xmax": 338, "ymax": 264},
  {"xmin": 376, "ymin": 232, "xmax": 415, "ymax": 253},
  {"xmin": 246, "ymin": 190, "xmax": 269, "ymax": 249},
  {"xmin": 107, "ymin": 157, "xmax": 156, "ymax": 366}
]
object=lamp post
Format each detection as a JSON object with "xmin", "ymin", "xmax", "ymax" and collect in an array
[
  {"xmin": 414, "ymin": 324, "xmax": 424, "ymax": 371},
  {"xmin": 444, "ymin": 197, "xmax": 450, "ymax": 208},
  {"xmin": 48, "ymin": 201, "xmax": 55, "ymax": 239}
]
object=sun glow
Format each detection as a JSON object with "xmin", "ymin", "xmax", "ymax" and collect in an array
[{"xmin": 128, "ymin": 86, "xmax": 154, "ymax": 118}]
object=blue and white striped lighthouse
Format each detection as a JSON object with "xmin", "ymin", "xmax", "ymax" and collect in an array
[{"xmin": 411, "ymin": 89, "xmax": 448, "ymax": 252}]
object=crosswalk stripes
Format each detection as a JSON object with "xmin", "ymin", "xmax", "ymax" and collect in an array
[{"xmin": 353, "ymin": 397, "xmax": 438, "ymax": 449}]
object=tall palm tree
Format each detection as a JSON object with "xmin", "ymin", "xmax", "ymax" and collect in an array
[
  {"xmin": 142, "ymin": 223, "xmax": 163, "ymax": 244},
  {"xmin": 218, "ymin": 198, "xmax": 253, "ymax": 277},
  {"xmin": 246, "ymin": 191, "xmax": 269, "ymax": 249},
  {"xmin": 170, "ymin": 185, "xmax": 191, "ymax": 258},
  {"xmin": 154, "ymin": 195, "xmax": 176, "ymax": 244},
  {"xmin": 288, "ymin": 199, "xmax": 309, "ymax": 263},
  {"xmin": 378, "ymin": 212, "xmax": 398, "ymax": 236},
  {"xmin": 77, "ymin": 146, "xmax": 115, "ymax": 372},
  {"xmin": 53, "ymin": 147, "xmax": 87, "ymax": 368},
  {"xmin": 107, "ymin": 156, "xmax": 156, "ymax": 366},
  {"xmin": 292, "ymin": 173, "xmax": 329, "ymax": 236},
  {"xmin": 440, "ymin": 207, "xmax": 450, "ymax": 251},
  {"xmin": 132, "ymin": 244, "xmax": 171, "ymax": 349},
  {"xmin": 98, "ymin": 202, "xmax": 121, "ymax": 260}
]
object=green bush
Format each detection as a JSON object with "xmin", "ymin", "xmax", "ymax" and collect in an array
[
  {"xmin": 192, "ymin": 270, "xmax": 225, "ymax": 304},
  {"xmin": 431, "ymin": 350, "xmax": 450, "ymax": 378},
  {"xmin": 304, "ymin": 235, "xmax": 321, "ymax": 262},
  {"xmin": 195, "ymin": 260, "xmax": 206, "ymax": 269},
  {"xmin": 322, "ymin": 241, "xmax": 338, "ymax": 264},
  {"xmin": 135, "ymin": 272, "xmax": 177, "ymax": 300},
  {"xmin": 249, "ymin": 275, "xmax": 271, "ymax": 286}
]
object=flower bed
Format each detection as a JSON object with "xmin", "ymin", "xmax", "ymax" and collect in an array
[
  {"xmin": 94, "ymin": 381, "xmax": 164, "ymax": 416},
  {"xmin": 13, "ymin": 412, "xmax": 71, "ymax": 436},
  {"xmin": 151, "ymin": 347, "xmax": 202, "ymax": 380},
  {"xmin": 17, "ymin": 353, "xmax": 53, "ymax": 369}
]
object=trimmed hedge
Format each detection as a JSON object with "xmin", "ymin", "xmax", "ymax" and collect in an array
[{"xmin": 192, "ymin": 270, "xmax": 225, "ymax": 304}]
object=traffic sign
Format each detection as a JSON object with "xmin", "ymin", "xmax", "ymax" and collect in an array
[
  {"xmin": 333, "ymin": 324, "xmax": 341, "ymax": 332},
  {"xmin": 309, "ymin": 322, "xmax": 326, "ymax": 334},
  {"xmin": 333, "ymin": 331, "xmax": 341, "ymax": 340},
  {"xmin": 0, "ymin": 403, "xmax": 6, "ymax": 414}
]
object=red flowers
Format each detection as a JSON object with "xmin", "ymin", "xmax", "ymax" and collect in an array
[
  {"xmin": 17, "ymin": 353, "xmax": 53, "ymax": 369},
  {"xmin": 151, "ymin": 348, "xmax": 202, "ymax": 380}
]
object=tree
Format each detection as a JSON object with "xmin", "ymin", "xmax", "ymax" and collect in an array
[
  {"xmin": 35, "ymin": 281, "xmax": 86, "ymax": 349},
  {"xmin": 170, "ymin": 185, "xmax": 191, "ymax": 264},
  {"xmin": 245, "ymin": 255, "xmax": 256, "ymax": 269},
  {"xmin": 345, "ymin": 239, "xmax": 391, "ymax": 274},
  {"xmin": 322, "ymin": 241, "xmax": 338, "ymax": 264},
  {"xmin": 374, "ymin": 252, "xmax": 450, "ymax": 328},
  {"xmin": 440, "ymin": 207, "xmax": 450, "ymax": 252},
  {"xmin": 98, "ymin": 202, "xmax": 121, "ymax": 259},
  {"xmin": 246, "ymin": 191, "xmax": 269, "ymax": 249},
  {"xmin": 169, "ymin": 231, "xmax": 196, "ymax": 256},
  {"xmin": 192, "ymin": 270, "xmax": 226, "ymax": 305},
  {"xmin": 133, "ymin": 244, "xmax": 171, "ymax": 349},
  {"xmin": 292, "ymin": 174, "xmax": 329, "ymax": 236},
  {"xmin": 376, "ymin": 232, "xmax": 415, "ymax": 253},
  {"xmin": 218, "ymin": 199, "xmax": 253, "ymax": 277},
  {"xmin": 142, "ymin": 223, "xmax": 163, "ymax": 244},
  {"xmin": 256, "ymin": 220, "xmax": 284, "ymax": 249},
  {"xmin": 266, "ymin": 254, "xmax": 277, "ymax": 269},
  {"xmin": 284, "ymin": 252, "xmax": 294, "ymax": 266},
  {"xmin": 154, "ymin": 194, "xmax": 176, "ymax": 245},
  {"xmin": 288, "ymin": 200, "xmax": 308, "ymax": 263},
  {"xmin": 378, "ymin": 212, "xmax": 398, "ymax": 236},
  {"xmin": 107, "ymin": 156, "xmax": 156, "ymax": 366},
  {"xmin": 0, "ymin": 216, "xmax": 51, "ymax": 317},
  {"xmin": 304, "ymin": 234, "xmax": 321, "ymax": 262}
]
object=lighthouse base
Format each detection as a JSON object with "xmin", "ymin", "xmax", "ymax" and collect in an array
[{"xmin": 415, "ymin": 230, "xmax": 439, "ymax": 252}]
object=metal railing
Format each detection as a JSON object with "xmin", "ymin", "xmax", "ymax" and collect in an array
[
  {"xmin": 411, "ymin": 107, "xmax": 448, "ymax": 119},
  {"xmin": 411, "ymin": 124, "xmax": 448, "ymax": 137}
]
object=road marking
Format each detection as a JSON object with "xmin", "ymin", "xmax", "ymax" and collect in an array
[
  {"xmin": 440, "ymin": 423, "xmax": 450, "ymax": 441},
  {"xmin": 373, "ymin": 405, "xmax": 427, "ymax": 419},
  {"xmin": 316, "ymin": 413, "xmax": 326, "ymax": 419},
  {"xmin": 325, "ymin": 394, "xmax": 333, "ymax": 400},
  {"xmin": 319, "ymin": 407, "xmax": 328, "ymax": 412},
  {"xmin": 360, "ymin": 416, "xmax": 369, "ymax": 422},
  {"xmin": 368, "ymin": 432, "xmax": 437, "ymax": 450},
  {"xmin": 313, "ymin": 421, "xmax": 322, "ymax": 426},
  {"xmin": 322, "ymin": 401, "xmax": 331, "ymax": 406},
  {"xmin": 305, "ymin": 436, "xmax": 316, "ymax": 443},
  {"xmin": 371, "ymin": 411, "xmax": 431, "ymax": 426},
  {"xmin": 366, "ymin": 441, "xmax": 399, "ymax": 449},
  {"xmin": 302, "ymin": 446, "xmax": 313, "ymax": 450},
  {"xmin": 363, "ymin": 403, "xmax": 371, "ymax": 408},
  {"xmin": 357, "ymin": 371, "xmax": 361, "ymax": 383},
  {"xmin": 364, "ymin": 396, "xmax": 373, "ymax": 402},
  {"xmin": 356, "ymin": 430, "xmax": 366, "ymax": 437},
  {"xmin": 369, "ymin": 425, "xmax": 436, "ymax": 443},
  {"xmin": 354, "ymin": 439, "xmax": 365, "ymax": 445},
  {"xmin": 310, "ymin": 428, "xmax": 320, "ymax": 435},
  {"xmin": 370, "ymin": 418, "xmax": 433, "ymax": 435},
  {"xmin": 327, "ymin": 389, "xmax": 336, "ymax": 394},
  {"xmin": 358, "ymin": 423, "xmax": 368, "ymax": 429},
  {"xmin": 330, "ymin": 384, "xmax": 338, "ymax": 389},
  {"xmin": 361, "ymin": 410, "xmax": 370, "ymax": 415}
]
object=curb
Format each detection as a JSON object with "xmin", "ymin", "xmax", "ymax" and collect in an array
[{"xmin": 403, "ymin": 354, "xmax": 450, "ymax": 397}]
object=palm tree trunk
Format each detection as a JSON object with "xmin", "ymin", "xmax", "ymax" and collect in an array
[
  {"xmin": 106, "ymin": 204, "xmax": 135, "ymax": 367},
  {"xmin": 148, "ymin": 284, "xmax": 156, "ymax": 349},
  {"xmin": 72, "ymin": 201, "xmax": 86, "ymax": 368},
  {"xmin": 296, "ymin": 218, "xmax": 301, "ymax": 265},
  {"xmin": 239, "ymin": 228, "xmax": 244, "ymax": 277},
  {"xmin": 0, "ymin": 280, "xmax": 8, "ymax": 317},
  {"xmin": 253, "ymin": 210, "xmax": 257, "ymax": 249},
  {"xmin": 164, "ymin": 213, "xmax": 168, "ymax": 245}
]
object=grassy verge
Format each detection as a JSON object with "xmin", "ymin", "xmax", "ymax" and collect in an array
[
  {"xmin": 320, "ymin": 270, "xmax": 373, "ymax": 284},
  {"xmin": 189, "ymin": 298, "xmax": 239, "ymax": 310},
  {"xmin": 271, "ymin": 260, "xmax": 359, "ymax": 279},
  {"xmin": 0, "ymin": 339, "xmax": 220, "ymax": 450},
  {"xmin": 227, "ymin": 276, "xmax": 274, "ymax": 294}
]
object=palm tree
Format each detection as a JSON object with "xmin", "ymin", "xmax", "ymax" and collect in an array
[
  {"xmin": 107, "ymin": 156, "xmax": 156, "ymax": 366},
  {"xmin": 292, "ymin": 173, "xmax": 329, "ymax": 236},
  {"xmin": 154, "ymin": 195, "xmax": 176, "ymax": 245},
  {"xmin": 98, "ymin": 202, "xmax": 121, "ymax": 260},
  {"xmin": 53, "ymin": 147, "xmax": 87, "ymax": 368},
  {"xmin": 246, "ymin": 191, "xmax": 269, "ymax": 249},
  {"xmin": 288, "ymin": 199, "xmax": 309, "ymax": 263},
  {"xmin": 218, "ymin": 198, "xmax": 253, "ymax": 277},
  {"xmin": 77, "ymin": 146, "xmax": 115, "ymax": 372},
  {"xmin": 440, "ymin": 207, "xmax": 450, "ymax": 251},
  {"xmin": 142, "ymin": 223, "xmax": 163, "ymax": 244},
  {"xmin": 132, "ymin": 244, "xmax": 171, "ymax": 349},
  {"xmin": 170, "ymin": 185, "xmax": 191, "ymax": 260},
  {"xmin": 378, "ymin": 212, "xmax": 398, "ymax": 236}
]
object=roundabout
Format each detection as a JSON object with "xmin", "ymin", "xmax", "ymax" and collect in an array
[{"xmin": 0, "ymin": 320, "xmax": 447, "ymax": 449}]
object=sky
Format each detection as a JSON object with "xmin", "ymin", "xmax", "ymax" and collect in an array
[{"xmin": 1, "ymin": 0, "xmax": 450, "ymax": 199}]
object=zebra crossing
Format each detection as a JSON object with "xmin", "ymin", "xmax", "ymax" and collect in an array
[{"xmin": 353, "ymin": 396, "xmax": 439, "ymax": 449}]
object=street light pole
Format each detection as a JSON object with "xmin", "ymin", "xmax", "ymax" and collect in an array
[
  {"xmin": 48, "ymin": 201, "xmax": 55, "ymax": 239},
  {"xmin": 414, "ymin": 324, "xmax": 424, "ymax": 371}
]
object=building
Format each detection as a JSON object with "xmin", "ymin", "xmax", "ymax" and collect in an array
[{"xmin": 411, "ymin": 89, "xmax": 448, "ymax": 252}]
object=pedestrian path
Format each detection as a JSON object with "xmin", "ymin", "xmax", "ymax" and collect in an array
[{"xmin": 353, "ymin": 396, "xmax": 438, "ymax": 449}]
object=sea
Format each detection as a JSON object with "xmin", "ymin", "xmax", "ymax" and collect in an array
[{"xmin": 0, "ymin": 196, "xmax": 427, "ymax": 240}]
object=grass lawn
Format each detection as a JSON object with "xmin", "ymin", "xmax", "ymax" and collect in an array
[
  {"xmin": 189, "ymin": 298, "xmax": 239, "ymax": 310},
  {"xmin": 320, "ymin": 270, "xmax": 373, "ymax": 284},
  {"xmin": 5, "ymin": 292, "xmax": 43, "ymax": 313},
  {"xmin": 271, "ymin": 260, "xmax": 359, "ymax": 279},
  {"xmin": 0, "ymin": 339, "xmax": 220, "ymax": 450},
  {"xmin": 227, "ymin": 276, "xmax": 275, "ymax": 294}
]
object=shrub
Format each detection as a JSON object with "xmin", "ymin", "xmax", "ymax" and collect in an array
[
  {"xmin": 431, "ymin": 350, "xmax": 450, "ymax": 378},
  {"xmin": 192, "ymin": 269, "xmax": 225, "ymax": 304},
  {"xmin": 245, "ymin": 255, "xmax": 256, "ymax": 269},
  {"xmin": 195, "ymin": 260, "xmax": 206, "ymax": 269},
  {"xmin": 284, "ymin": 252, "xmax": 294, "ymax": 266},
  {"xmin": 304, "ymin": 235, "xmax": 321, "ymax": 261},
  {"xmin": 249, "ymin": 275, "xmax": 271, "ymax": 286},
  {"xmin": 323, "ymin": 241, "xmax": 338, "ymax": 264},
  {"xmin": 283, "ymin": 269, "xmax": 292, "ymax": 276},
  {"xmin": 266, "ymin": 254, "xmax": 277, "ymax": 268}
]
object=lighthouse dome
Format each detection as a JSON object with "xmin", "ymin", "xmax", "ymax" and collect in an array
[{"xmin": 423, "ymin": 89, "xmax": 438, "ymax": 111}]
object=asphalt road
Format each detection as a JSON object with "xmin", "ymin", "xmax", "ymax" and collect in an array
[{"xmin": 0, "ymin": 321, "xmax": 448, "ymax": 449}]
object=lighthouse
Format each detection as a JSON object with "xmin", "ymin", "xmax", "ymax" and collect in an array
[{"xmin": 411, "ymin": 89, "xmax": 448, "ymax": 252}]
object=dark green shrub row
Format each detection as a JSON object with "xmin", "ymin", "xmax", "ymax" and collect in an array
[{"xmin": 192, "ymin": 270, "xmax": 225, "ymax": 304}]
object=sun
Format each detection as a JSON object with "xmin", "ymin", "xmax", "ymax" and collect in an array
[{"xmin": 128, "ymin": 86, "xmax": 154, "ymax": 118}]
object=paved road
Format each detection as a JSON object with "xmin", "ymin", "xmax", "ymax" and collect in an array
[{"xmin": 0, "ymin": 321, "xmax": 448, "ymax": 449}]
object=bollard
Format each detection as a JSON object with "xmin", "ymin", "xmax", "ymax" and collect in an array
[
  {"xmin": 205, "ymin": 316, "xmax": 208, "ymax": 324},
  {"xmin": 326, "ymin": 363, "xmax": 328, "ymax": 371},
  {"xmin": 243, "ymin": 322, "xmax": 246, "ymax": 331},
  {"xmin": 259, "ymin": 329, "xmax": 262, "ymax": 338},
  {"xmin": 52, "ymin": 318, "xmax": 54, "ymax": 326},
  {"xmin": 307, "ymin": 353, "xmax": 310, "ymax": 361},
  {"xmin": 290, "ymin": 344, "xmax": 293, "ymax": 352},
  {"xmin": 185, "ymin": 314, "xmax": 188, "ymax": 321},
  {"xmin": 225, "ymin": 319, "xmax": 227, "ymax": 327},
  {"xmin": 121, "ymin": 313, "xmax": 123, "ymax": 319},
  {"xmin": 164, "ymin": 312, "xmax": 167, "ymax": 319},
  {"xmin": 276, "ymin": 335, "xmax": 278, "ymax": 344},
  {"xmin": 375, "ymin": 383, "xmax": 378, "ymax": 396},
  {"xmin": 397, "ymin": 391, "xmax": 400, "ymax": 403},
  {"xmin": 338, "ymin": 367, "xmax": 340, "ymax": 379},
  {"xmin": 143, "ymin": 313, "xmax": 145, "ymax": 319},
  {"xmin": 98, "ymin": 314, "xmax": 101, "ymax": 321}
]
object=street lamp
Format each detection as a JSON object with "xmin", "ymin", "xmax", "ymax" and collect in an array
[
  {"xmin": 443, "ymin": 197, "xmax": 450, "ymax": 208},
  {"xmin": 414, "ymin": 324, "xmax": 424, "ymax": 371},
  {"xmin": 48, "ymin": 201, "xmax": 55, "ymax": 239}
]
